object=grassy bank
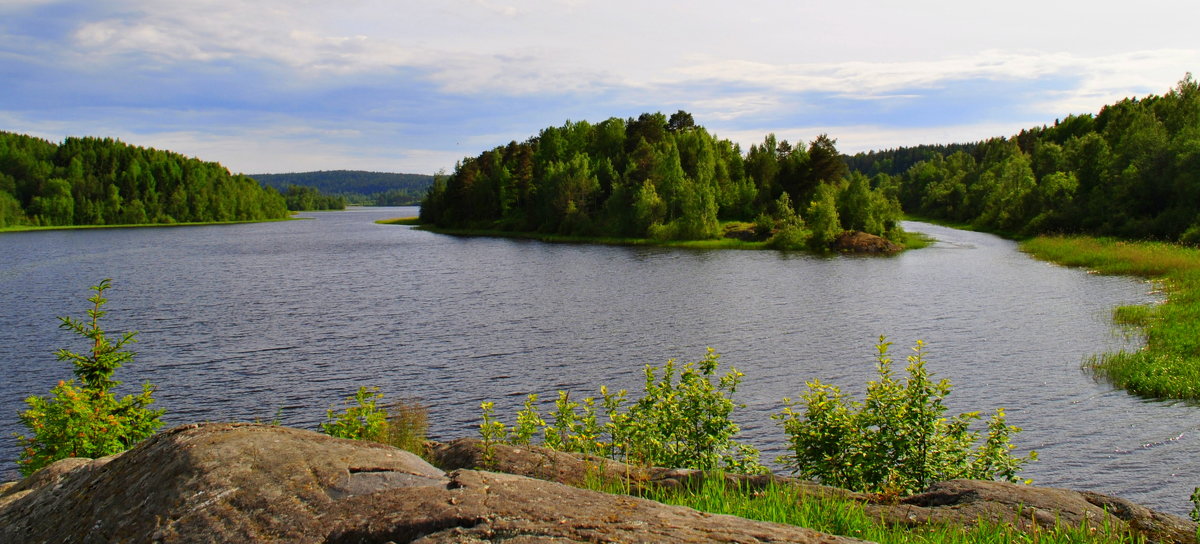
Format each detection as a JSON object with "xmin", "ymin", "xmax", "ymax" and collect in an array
[
  {"xmin": 379, "ymin": 217, "xmax": 932, "ymax": 252},
  {"xmin": 589, "ymin": 474, "xmax": 1142, "ymax": 543},
  {"xmin": 1020, "ymin": 236, "xmax": 1200, "ymax": 400}
]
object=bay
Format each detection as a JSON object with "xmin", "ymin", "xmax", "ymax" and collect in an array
[{"xmin": 0, "ymin": 207, "xmax": 1195, "ymax": 515}]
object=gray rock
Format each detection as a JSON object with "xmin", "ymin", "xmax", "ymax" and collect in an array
[{"xmin": 0, "ymin": 424, "xmax": 867, "ymax": 544}]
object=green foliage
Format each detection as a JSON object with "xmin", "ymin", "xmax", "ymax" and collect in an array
[
  {"xmin": 482, "ymin": 349, "xmax": 763, "ymax": 473},
  {"xmin": 14, "ymin": 279, "xmax": 164, "ymax": 476},
  {"xmin": 765, "ymin": 193, "xmax": 810, "ymax": 250},
  {"xmin": 805, "ymin": 184, "xmax": 842, "ymax": 250},
  {"xmin": 1190, "ymin": 486, "xmax": 1199, "ymax": 524},
  {"xmin": 774, "ymin": 337, "xmax": 1035, "ymax": 495},
  {"xmin": 588, "ymin": 473, "xmax": 1143, "ymax": 544},
  {"xmin": 0, "ymin": 131, "xmax": 288, "ymax": 228},
  {"xmin": 874, "ymin": 74, "xmax": 1200, "ymax": 242},
  {"xmin": 420, "ymin": 113, "xmax": 889, "ymax": 252},
  {"xmin": 321, "ymin": 389, "xmax": 429, "ymax": 455},
  {"xmin": 282, "ymin": 184, "xmax": 346, "ymax": 211},
  {"xmin": 321, "ymin": 386, "xmax": 388, "ymax": 442}
]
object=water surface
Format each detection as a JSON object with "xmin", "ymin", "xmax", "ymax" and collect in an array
[{"xmin": 1, "ymin": 208, "xmax": 1195, "ymax": 514}]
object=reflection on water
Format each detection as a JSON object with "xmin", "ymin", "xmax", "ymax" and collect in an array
[{"xmin": 0, "ymin": 208, "xmax": 1196, "ymax": 515}]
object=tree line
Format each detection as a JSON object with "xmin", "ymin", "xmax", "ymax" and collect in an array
[
  {"xmin": 0, "ymin": 132, "xmax": 289, "ymax": 228},
  {"xmin": 252, "ymin": 170, "xmax": 434, "ymax": 206},
  {"xmin": 855, "ymin": 74, "xmax": 1200, "ymax": 241},
  {"xmin": 281, "ymin": 185, "xmax": 347, "ymax": 211},
  {"xmin": 420, "ymin": 111, "xmax": 904, "ymax": 249}
]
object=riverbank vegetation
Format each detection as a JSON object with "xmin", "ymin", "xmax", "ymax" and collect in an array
[
  {"xmin": 587, "ymin": 474, "xmax": 1144, "ymax": 544},
  {"xmin": 1021, "ymin": 236, "xmax": 1200, "ymax": 400},
  {"xmin": 420, "ymin": 111, "xmax": 905, "ymax": 251},
  {"xmin": 0, "ymin": 132, "xmax": 290, "ymax": 228}
]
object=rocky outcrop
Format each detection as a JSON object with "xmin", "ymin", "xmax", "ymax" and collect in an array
[
  {"xmin": 0, "ymin": 424, "xmax": 866, "ymax": 544},
  {"xmin": 869, "ymin": 479, "xmax": 1198, "ymax": 543},
  {"xmin": 432, "ymin": 438, "xmax": 1198, "ymax": 544},
  {"xmin": 831, "ymin": 231, "xmax": 901, "ymax": 253},
  {"xmin": 430, "ymin": 437, "xmax": 861, "ymax": 501}
]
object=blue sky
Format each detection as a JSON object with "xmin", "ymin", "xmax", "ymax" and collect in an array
[{"xmin": 2, "ymin": 0, "xmax": 1198, "ymax": 175}]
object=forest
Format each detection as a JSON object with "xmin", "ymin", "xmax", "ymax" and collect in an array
[
  {"xmin": 419, "ymin": 111, "xmax": 904, "ymax": 250},
  {"xmin": 0, "ymin": 132, "xmax": 289, "ymax": 228},
  {"xmin": 280, "ymin": 185, "xmax": 347, "ymax": 211},
  {"xmin": 854, "ymin": 74, "xmax": 1200, "ymax": 241},
  {"xmin": 253, "ymin": 170, "xmax": 434, "ymax": 206}
]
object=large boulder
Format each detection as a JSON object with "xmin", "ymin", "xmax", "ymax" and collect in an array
[
  {"xmin": 831, "ymin": 231, "xmax": 901, "ymax": 253},
  {"xmin": 0, "ymin": 423, "xmax": 867, "ymax": 544}
]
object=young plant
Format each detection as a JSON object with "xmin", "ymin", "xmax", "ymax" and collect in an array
[
  {"xmin": 775, "ymin": 337, "xmax": 1035, "ymax": 495},
  {"xmin": 14, "ymin": 279, "xmax": 164, "ymax": 476},
  {"xmin": 478, "ymin": 401, "xmax": 506, "ymax": 468},
  {"xmin": 480, "ymin": 348, "xmax": 763, "ymax": 474},
  {"xmin": 321, "ymin": 386, "xmax": 388, "ymax": 442}
]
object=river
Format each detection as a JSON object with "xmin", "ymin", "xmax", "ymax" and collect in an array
[{"xmin": 1, "ymin": 207, "xmax": 1196, "ymax": 515}]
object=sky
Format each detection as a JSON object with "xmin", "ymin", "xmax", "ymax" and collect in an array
[{"xmin": 2, "ymin": 1, "xmax": 1199, "ymax": 176}]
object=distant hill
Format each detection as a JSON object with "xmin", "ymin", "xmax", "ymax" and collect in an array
[{"xmin": 250, "ymin": 170, "xmax": 435, "ymax": 206}]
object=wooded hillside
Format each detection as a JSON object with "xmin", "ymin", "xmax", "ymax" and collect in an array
[{"xmin": 0, "ymin": 133, "xmax": 288, "ymax": 228}]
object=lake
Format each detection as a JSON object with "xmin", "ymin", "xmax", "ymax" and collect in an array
[{"xmin": 1, "ymin": 207, "xmax": 1196, "ymax": 515}]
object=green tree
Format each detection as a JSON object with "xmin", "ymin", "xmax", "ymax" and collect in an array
[
  {"xmin": 806, "ymin": 184, "xmax": 841, "ymax": 250},
  {"xmin": 14, "ymin": 279, "xmax": 164, "ymax": 476}
]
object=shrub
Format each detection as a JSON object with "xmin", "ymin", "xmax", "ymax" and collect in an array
[
  {"xmin": 14, "ymin": 279, "xmax": 164, "ymax": 476},
  {"xmin": 774, "ymin": 337, "xmax": 1035, "ymax": 495},
  {"xmin": 484, "ymin": 348, "xmax": 764, "ymax": 473},
  {"xmin": 321, "ymin": 387, "xmax": 429, "ymax": 456},
  {"xmin": 321, "ymin": 386, "xmax": 388, "ymax": 442}
]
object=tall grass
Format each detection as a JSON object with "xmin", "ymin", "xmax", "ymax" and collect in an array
[
  {"xmin": 383, "ymin": 397, "xmax": 429, "ymax": 456},
  {"xmin": 1021, "ymin": 236, "xmax": 1200, "ymax": 400},
  {"xmin": 586, "ymin": 472, "xmax": 1142, "ymax": 543}
]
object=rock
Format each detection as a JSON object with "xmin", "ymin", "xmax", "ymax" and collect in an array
[
  {"xmin": 430, "ymin": 437, "xmax": 860, "ymax": 501},
  {"xmin": 432, "ymin": 438, "xmax": 1197, "ymax": 544},
  {"xmin": 831, "ymin": 231, "xmax": 901, "ymax": 253},
  {"xmin": 0, "ymin": 424, "xmax": 866, "ymax": 544},
  {"xmin": 865, "ymin": 479, "xmax": 1197, "ymax": 544}
]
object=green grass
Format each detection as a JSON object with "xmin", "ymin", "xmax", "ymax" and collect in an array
[
  {"xmin": 0, "ymin": 216, "xmax": 297, "ymax": 233},
  {"xmin": 1021, "ymin": 235, "xmax": 1200, "ymax": 400},
  {"xmin": 586, "ymin": 473, "xmax": 1142, "ymax": 543}
]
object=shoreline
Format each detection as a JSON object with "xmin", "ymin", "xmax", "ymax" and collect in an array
[
  {"xmin": 0, "ymin": 215, "xmax": 302, "ymax": 234},
  {"xmin": 376, "ymin": 216, "xmax": 933, "ymax": 252}
]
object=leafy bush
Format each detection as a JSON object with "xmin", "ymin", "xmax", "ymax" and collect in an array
[
  {"xmin": 321, "ymin": 386, "xmax": 388, "ymax": 442},
  {"xmin": 321, "ymin": 387, "xmax": 429, "ymax": 456},
  {"xmin": 14, "ymin": 279, "xmax": 163, "ymax": 476},
  {"xmin": 774, "ymin": 337, "xmax": 1035, "ymax": 495},
  {"xmin": 483, "ymin": 348, "xmax": 764, "ymax": 473}
]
